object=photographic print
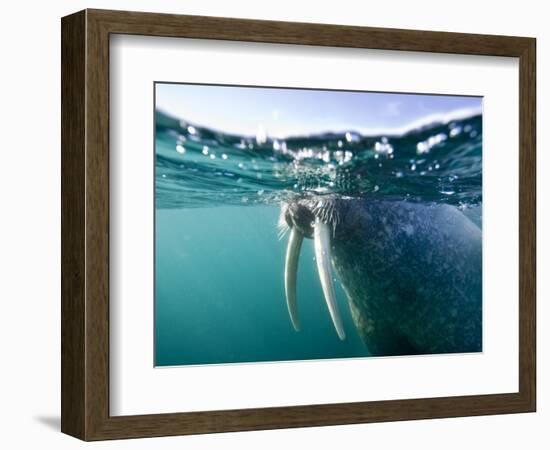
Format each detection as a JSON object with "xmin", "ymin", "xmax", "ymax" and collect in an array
[{"xmin": 154, "ymin": 83, "xmax": 482, "ymax": 367}]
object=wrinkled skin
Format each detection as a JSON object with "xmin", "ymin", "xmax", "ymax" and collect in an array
[{"xmin": 291, "ymin": 198, "xmax": 482, "ymax": 356}]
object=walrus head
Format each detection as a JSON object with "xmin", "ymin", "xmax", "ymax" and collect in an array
[{"xmin": 279, "ymin": 197, "xmax": 346, "ymax": 340}]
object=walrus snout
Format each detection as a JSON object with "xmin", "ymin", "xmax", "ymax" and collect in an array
[
  {"xmin": 284, "ymin": 202, "xmax": 316, "ymax": 239},
  {"xmin": 283, "ymin": 197, "xmax": 344, "ymax": 239}
]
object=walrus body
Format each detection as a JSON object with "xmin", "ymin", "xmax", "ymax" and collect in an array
[
  {"xmin": 282, "ymin": 197, "xmax": 482, "ymax": 356},
  {"xmin": 330, "ymin": 199, "xmax": 482, "ymax": 356}
]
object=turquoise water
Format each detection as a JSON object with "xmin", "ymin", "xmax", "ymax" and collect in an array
[
  {"xmin": 154, "ymin": 108, "xmax": 482, "ymax": 366},
  {"xmin": 155, "ymin": 206, "xmax": 367, "ymax": 366}
]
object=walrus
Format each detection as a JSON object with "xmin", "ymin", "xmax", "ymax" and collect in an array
[{"xmin": 281, "ymin": 196, "xmax": 482, "ymax": 356}]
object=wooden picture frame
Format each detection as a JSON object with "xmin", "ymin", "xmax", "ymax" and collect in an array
[{"xmin": 61, "ymin": 8, "xmax": 536, "ymax": 441}]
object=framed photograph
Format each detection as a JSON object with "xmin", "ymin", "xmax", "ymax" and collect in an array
[{"xmin": 61, "ymin": 9, "xmax": 536, "ymax": 440}]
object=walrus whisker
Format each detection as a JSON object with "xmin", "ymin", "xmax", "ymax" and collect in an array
[
  {"xmin": 277, "ymin": 203, "xmax": 290, "ymax": 240},
  {"xmin": 314, "ymin": 219, "xmax": 346, "ymax": 340},
  {"xmin": 284, "ymin": 226, "xmax": 303, "ymax": 331}
]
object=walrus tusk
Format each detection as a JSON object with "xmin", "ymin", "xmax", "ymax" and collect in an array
[
  {"xmin": 314, "ymin": 219, "xmax": 346, "ymax": 340},
  {"xmin": 284, "ymin": 227, "xmax": 303, "ymax": 331}
]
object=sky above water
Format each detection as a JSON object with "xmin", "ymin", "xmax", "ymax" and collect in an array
[{"xmin": 156, "ymin": 83, "xmax": 482, "ymax": 138}]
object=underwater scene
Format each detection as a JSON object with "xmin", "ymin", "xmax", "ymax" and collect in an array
[{"xmin": 155, "ymin": 83, "xmax": 482, "ymax": 366}]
